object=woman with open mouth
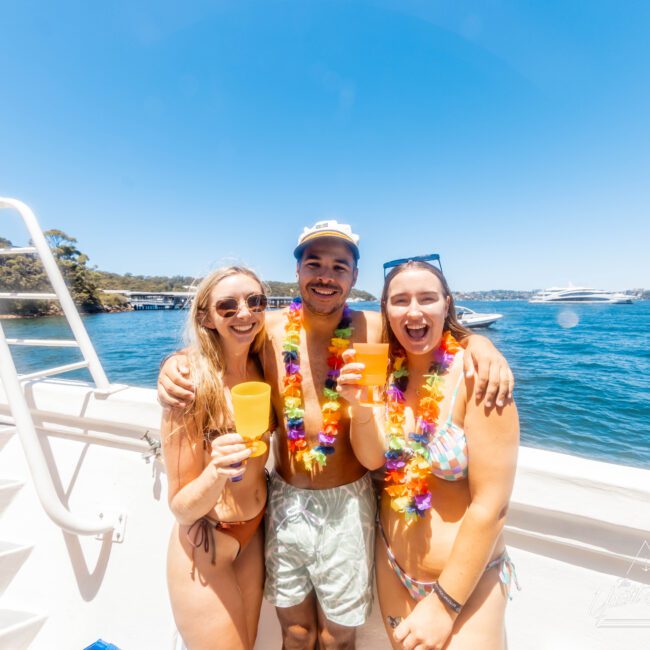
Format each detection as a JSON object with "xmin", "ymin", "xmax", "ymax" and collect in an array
[
  {"xmin": 161, "ymin": 266, "xmax": 272, "ymax": 650},
  {"xmin": 338, "ymin": 259, "xmax": 520, "ymax": 650}
]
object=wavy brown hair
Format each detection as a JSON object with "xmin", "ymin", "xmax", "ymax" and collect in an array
[
  {"xmin": 380, "ymin": 261, "xmax": 471, "ymax": 355},
  {"xmin": 183, "ymin": 266, "xmax": 267, "ymax": 442}
]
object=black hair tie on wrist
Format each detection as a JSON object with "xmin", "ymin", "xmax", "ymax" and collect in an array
[{"xmin": 432, "ymin": 581, "xmax": 463, "ymax": 614}]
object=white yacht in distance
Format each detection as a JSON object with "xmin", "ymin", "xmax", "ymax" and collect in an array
[
  {"xmin": 530, "ymin": 286, "xmax": 636, "ymax": 304},
  {"xmin": 0, "ymin": 198, "xmax": 648, "ymax": 649},
  {"xmin": 456, "ymin": 305, "xmax": 503, "ymax": 328}
]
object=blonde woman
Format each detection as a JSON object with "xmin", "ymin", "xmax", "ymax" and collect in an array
[
  {"xmin": 339, "ymin": 260, "xmax": 519, "ymax": 650},
  {"xmin": 161, "ymin": 267, "xmax": 271, "ymax": 650}
]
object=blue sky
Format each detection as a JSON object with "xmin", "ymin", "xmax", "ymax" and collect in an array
[{"xmin": 1, "ymin": 1, "xmax": 648, "ymax": 296}]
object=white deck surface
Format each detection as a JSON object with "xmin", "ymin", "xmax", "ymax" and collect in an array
[
  {"xmin": 250, "ymin": 546, "xmax": 650, "ymax": 649},
  {"xmin": 0, "ymin": 379, "xmax": 647, "ymax": 649}
]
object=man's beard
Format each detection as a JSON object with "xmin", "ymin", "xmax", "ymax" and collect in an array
[{"xmin": 301, "ymin": 288, "xmax": 349, "ymax": 316}]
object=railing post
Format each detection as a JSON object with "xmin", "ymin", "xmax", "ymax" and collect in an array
[
  {"xmin": 0, "ymin": 325, "xmax": 117, "ymax": 535},
  {"xmin": 0, "ymin": 197, "xmax": 110, "ymax": 391},
  {"xmin": 0, "ymin": 196, "xmax": 123, "ymax": 536}
]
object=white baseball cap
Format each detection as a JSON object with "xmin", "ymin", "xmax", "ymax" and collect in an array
[{"xmin": 293, "ymin": 220, "xmax": 360, "ymax": 261}]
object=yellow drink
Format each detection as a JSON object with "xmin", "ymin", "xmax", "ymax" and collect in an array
[
  {"xmin": 353, "ymin": 343, "xmax": 389, "ymax": 386},
  {"xmin": 231, "ymin": 381, "xmax": 271, "ymax": 457},
  {"xmin": 352, "ymin": 343, "xmax": 389, "ymax": 406}
]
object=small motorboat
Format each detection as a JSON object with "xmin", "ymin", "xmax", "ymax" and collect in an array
[{"xmin": 457, "ymin": 305, "xmax": 503, "ymax": 328}]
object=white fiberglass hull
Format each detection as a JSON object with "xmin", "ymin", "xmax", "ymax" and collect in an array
[
  {"xmin": 0, "ymin": 379, "xmax": 647, "ymax": 649},
  {"xmin": 529, "ymin": 288, "xmax": 636, "ymax": 304},
  {"xmin": 530, "ymin": 297, "xmax": 634, "ymax": 304},
  {"xmin": 459, "ymin": 314, "xmax": 503, "ymax": 327}
]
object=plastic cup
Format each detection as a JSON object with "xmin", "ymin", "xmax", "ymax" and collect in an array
[
  {"xmin": 230, "ymin": 381, "xmax": 271, "ymax": 458},
  {"xmin": 352, "ymin": 343, "xmax": 389, "ymax": 406}
]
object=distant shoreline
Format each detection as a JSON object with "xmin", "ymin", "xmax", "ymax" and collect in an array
[
  {"xmin": 0, "ymin": 304, "xmax": 133, "ymax": 320},
  {"xmin": 2, "ymin": 295, "xmax": 646, "ymax": 320}
]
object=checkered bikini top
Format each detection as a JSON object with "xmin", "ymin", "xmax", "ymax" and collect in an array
[{"xmin": 427, "ymin": 365, "xmax": 468, "ymax": 481}]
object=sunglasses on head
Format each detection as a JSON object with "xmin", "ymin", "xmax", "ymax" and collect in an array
[
  {"xmin": 383, "ymin": 253, "xmax": 443, "ymax": 278},
  {"xmin": 215, "ymin": 293, "xmax": 268, "ymax": 318}
]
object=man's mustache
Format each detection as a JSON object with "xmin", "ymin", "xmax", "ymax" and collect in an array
[{"xmin": 308, "ymin": 283, "xmax": 341, "ymax": 291}]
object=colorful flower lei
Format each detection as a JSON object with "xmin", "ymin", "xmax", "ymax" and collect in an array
[
  {"xmin": 384, "ymin": 331, "xmax": 462, "ymax": 523},
  {"xmin": 282, "ymin": 297, "xmax": 353, "ymax": 470}
]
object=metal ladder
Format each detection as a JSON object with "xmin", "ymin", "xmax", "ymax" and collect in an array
[{"xmin": 0, "ymin": 197, "xmax": 122, "ymax": 536}]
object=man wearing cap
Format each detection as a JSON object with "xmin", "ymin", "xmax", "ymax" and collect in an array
[{"xmin": 158, "ymin": 220, "xmax": 513, "ymax": 648}]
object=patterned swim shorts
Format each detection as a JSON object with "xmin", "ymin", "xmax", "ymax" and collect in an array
[{"xmin": 264, "ymin": 471, "xmax": 376, "ymax": 627}]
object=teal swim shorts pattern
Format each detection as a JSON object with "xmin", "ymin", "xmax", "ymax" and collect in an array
[{"xmin": 264, "ymin": 471, "xmax": 376, "ymax": 627}]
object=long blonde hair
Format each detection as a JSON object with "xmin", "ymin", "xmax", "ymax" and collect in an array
[{"xmin": 183, "ymin": 266, "xmax": 267, "ymax": 441}]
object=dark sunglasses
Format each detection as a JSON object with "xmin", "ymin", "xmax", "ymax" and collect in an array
[
  {"xmin": 215, "ymin": 293, "xmax": 268, "ymax": 318},
  {"xmin": 383, "ymin": 253, "xmax": 443, "ymax": 278}
]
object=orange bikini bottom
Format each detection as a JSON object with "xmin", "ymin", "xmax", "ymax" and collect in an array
[{"xmin": 187, "ymin": 507, "xmax": 266, "ymax": 566}]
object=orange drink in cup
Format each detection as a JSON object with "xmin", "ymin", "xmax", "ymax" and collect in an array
[
  {"xmin": 231, "ymin": 381, "xmax": 271, "ymax": 459},
  {"xmin": 352, "ymin": 343, "xmax": 389, "ymax": 406}
]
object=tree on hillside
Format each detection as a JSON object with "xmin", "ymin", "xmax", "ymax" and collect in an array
[
  {"xmin": 43, "ymin": 229, "xmax": 103, "ymax": 312},
  {"xmin": 0, "ymin": 237, "xmax": 51, "ymax": 315},
  {"xmin": 2, "ymin": 230, "xmax": 379, "ymax": 318},
  {"xmin": 0, "ymin": 231, "xmax": 104, "ymax": 315},
  {"xmin": 93, "ymin": 270, "xmax": 198, "ymax": 292}
]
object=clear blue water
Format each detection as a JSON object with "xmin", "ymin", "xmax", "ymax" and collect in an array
[{"xmin": 3, "ymin": 301, "xmax": 649, "ymax": 469}]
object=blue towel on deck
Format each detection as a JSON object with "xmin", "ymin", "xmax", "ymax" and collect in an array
[{"xmin": 83, "ymin": 641, "xmax": 122, "ymax": 650}]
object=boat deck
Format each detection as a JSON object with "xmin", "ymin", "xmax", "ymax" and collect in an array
[
  {"xmin": 0, "ymin": 379, "xmax": 647, "ymax": 649},
  {"xmin": 254, "ymin": 543, "xmax": 648, "ymax": 649}
]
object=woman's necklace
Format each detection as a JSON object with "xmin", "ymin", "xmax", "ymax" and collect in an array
[
  {"xmin": 282, "ymin": 297, "xmax": 353, "ymax": 471},
  {"xmin": 384, "ymin": 331, "xmax": 461, "ymax": 523}
]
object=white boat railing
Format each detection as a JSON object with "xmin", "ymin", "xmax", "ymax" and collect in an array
[
  {"xmin": 0, "ymin": 197, "xmax": 110, "ymax": 389},
  {"xmin": 0, "ymin": 197, "xmax": 123, "ymax": 536}
]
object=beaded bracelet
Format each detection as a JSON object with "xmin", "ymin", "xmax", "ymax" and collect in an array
[{"xmin": 432, "ymin": 581, "xmax": 463, "ymax": 614}]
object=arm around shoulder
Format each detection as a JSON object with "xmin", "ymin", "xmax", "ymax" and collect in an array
[
  {"xmin": 157, "ymin": 349, "xmax": 195, "ymax": 409},
  {"xmin": 463, "ymin": 334, "xmax": 515, "ymax": 406}
]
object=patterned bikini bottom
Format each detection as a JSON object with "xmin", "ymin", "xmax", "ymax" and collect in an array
[{"xmin": 378, "ymin": 518, "xmax": 521, "ymax": 603}]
